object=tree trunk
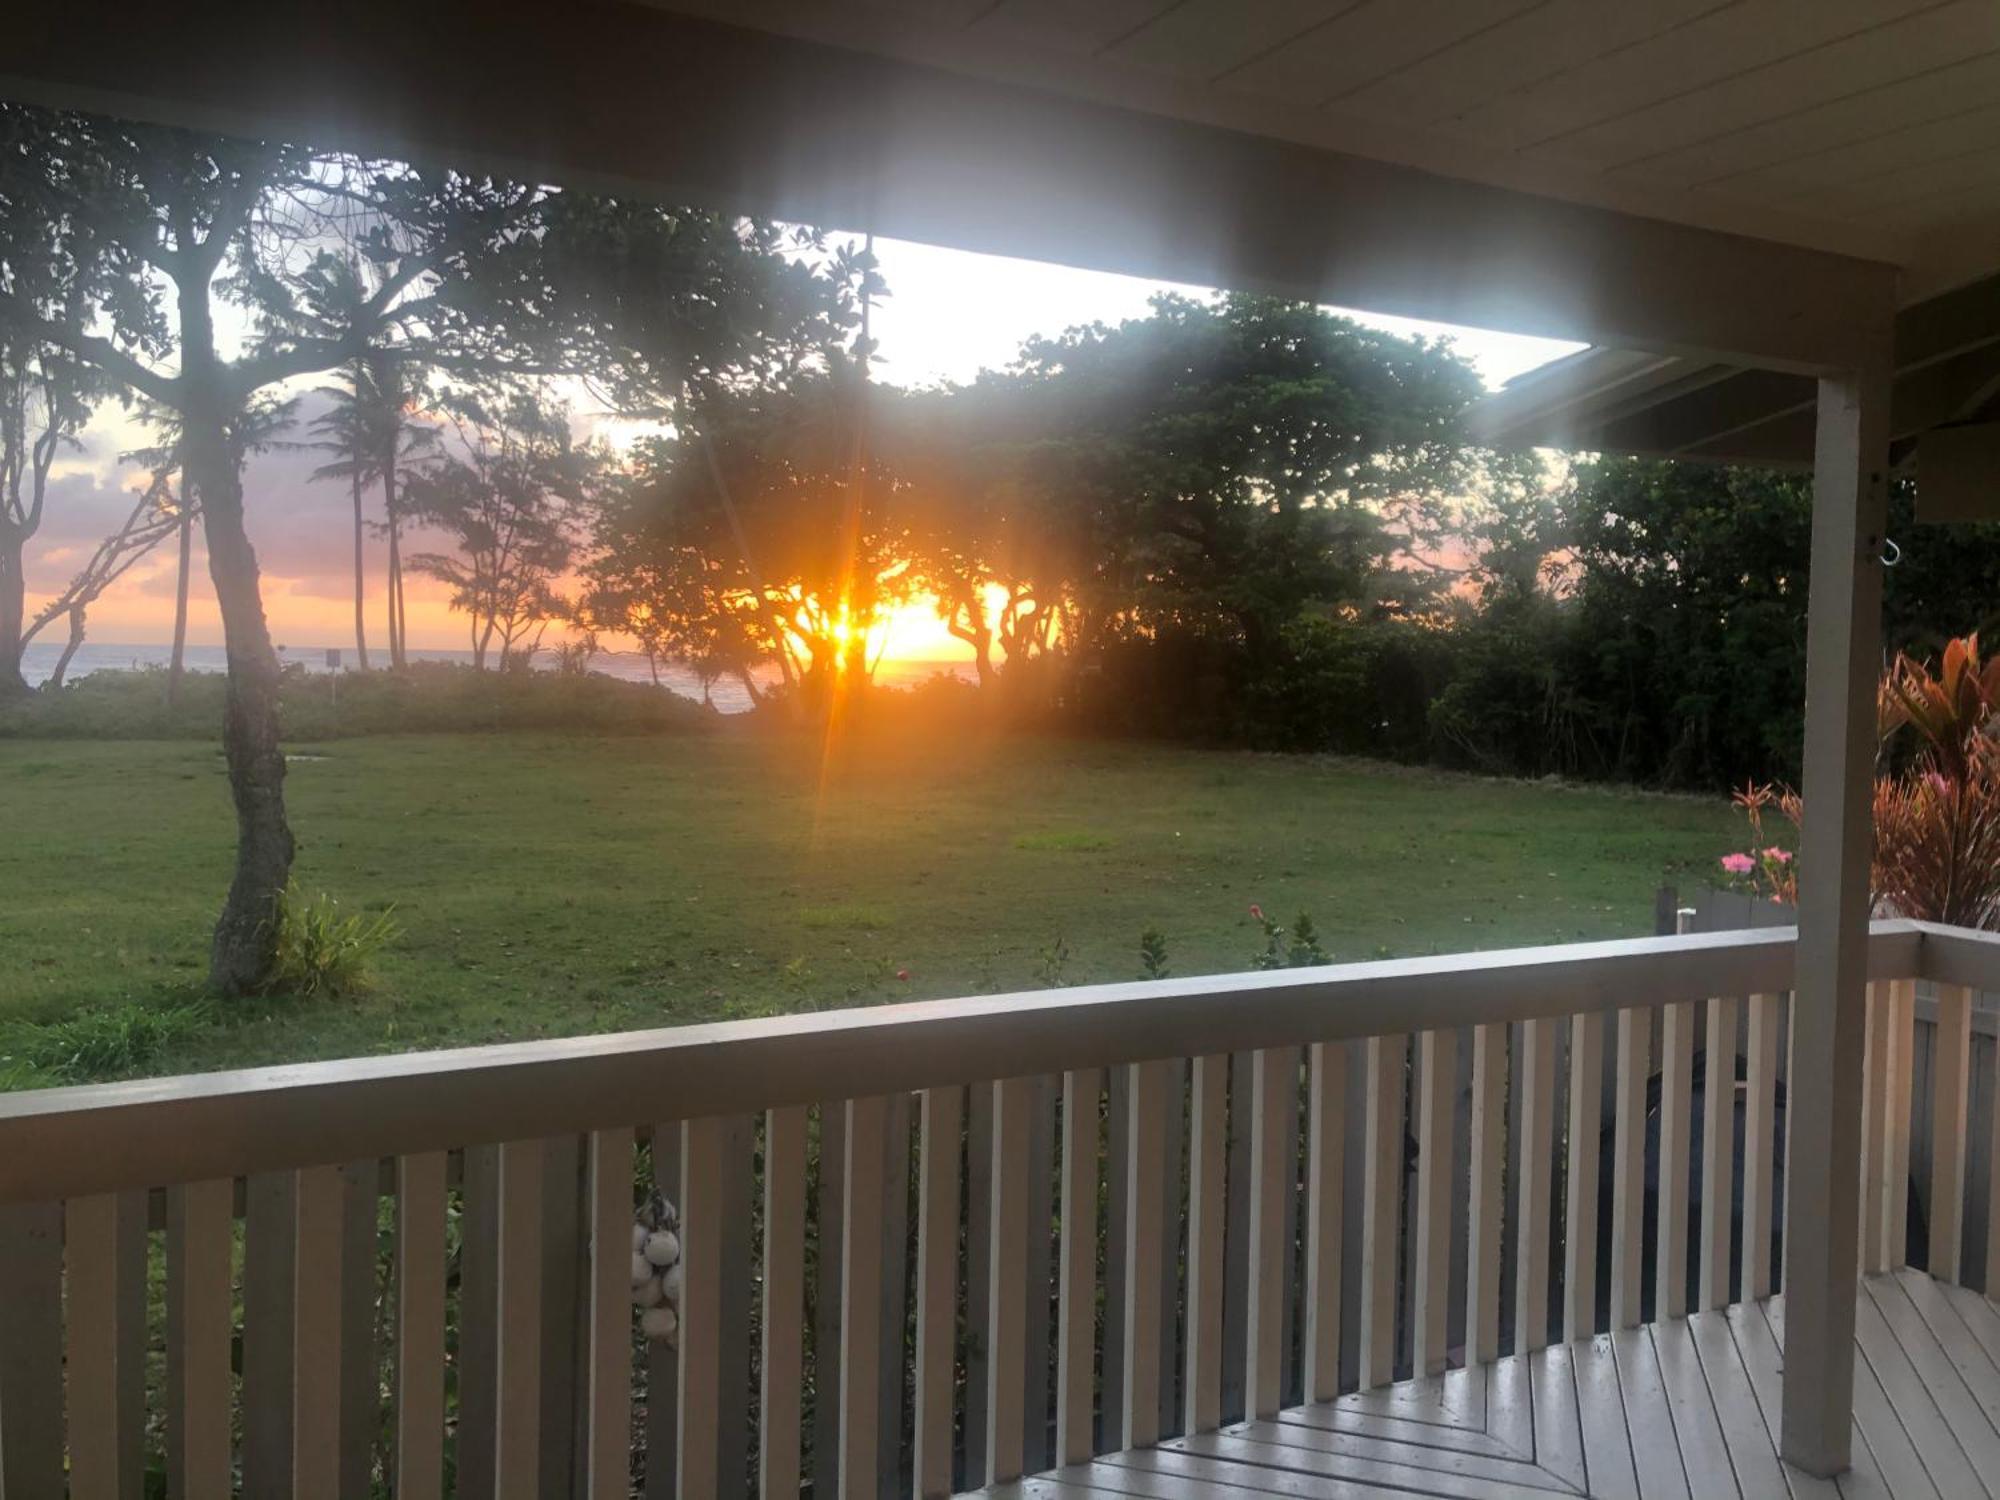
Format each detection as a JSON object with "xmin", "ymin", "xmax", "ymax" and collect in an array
[
  {"xmin": 168, "ymin": 505, "xmax": 192, "ymax": 705},
  {"xmin": 188, "ymin": 405, "xmax": 295, "ymax": 996},
  {"xmin": 47, "ymin": 603, "xmax": 85, "ymax": 689},
  {"xmin": 0, "ymin": 523, "xmax": 29, "ymax": 698},
  {"xmin": 351, "ymin": 466, "xmax": 369, "ymax": 670},
  {"xmin": 384, "ymin": 455, "xmax": 407, "ymax": 670}
]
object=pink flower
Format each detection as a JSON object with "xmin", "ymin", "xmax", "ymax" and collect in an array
[
  {"xmin": 1720, "ymin": 853, "xmax": 1756, "ymax": 875},
  {"xmin": 1248, "ymin": 903, "xmax": 1266, "ymax": 922},
  {"xmin": 1762, "ymin": 846, "xmax": 1792, "ymax": 864}
]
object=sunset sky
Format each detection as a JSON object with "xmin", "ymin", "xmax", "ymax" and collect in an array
[{"xmin": 25, "ymin": 236, "xmax": 1579, "ymax": 662}]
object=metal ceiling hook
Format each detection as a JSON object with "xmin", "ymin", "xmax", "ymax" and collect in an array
[{"xmin": 1880, "ymin": 537, "xmax": 1902, "ymax": 567}]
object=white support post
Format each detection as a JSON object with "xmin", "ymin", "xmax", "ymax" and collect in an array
[{"xmin": 1780, "ymin": 328, "xmax": 1892, "ymax": 1479}]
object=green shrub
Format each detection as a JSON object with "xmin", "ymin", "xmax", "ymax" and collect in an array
[
  {"xmin": 0, "ymin": 661, "xmax": 715, "ymax": 741},
  {"xmin": 0, "ymin": 1002, "xmax": 212, "ymax": 1083},
  {"xmin": 267, "ymin": 884, "xmax": 401, "ymax": 999}
]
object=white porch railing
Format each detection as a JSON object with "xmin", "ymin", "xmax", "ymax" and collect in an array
[{"xmin": 2, "ymin": 919, "xmax": 1996, "ymax": 1498}]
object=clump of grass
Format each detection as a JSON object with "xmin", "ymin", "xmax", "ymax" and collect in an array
[
  {"xmin": 266, "ymin": 884, "xmax": 401, "ymax": 999},
  {"xmin": 1013, "ymin": 830, "xmax": 1112, "ymax": 853},
  {"xmin": 798, "ymin": 903, "xmax": 893, "ymax": 931},
  {"xmin": 0, "ymin": 1002, "xmax": 213, "ymax": 1084}
]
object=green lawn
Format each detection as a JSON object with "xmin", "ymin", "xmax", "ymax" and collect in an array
[{"xmin": 0, "ymin": 728, "xmax": 1739, "ymax": 1081}]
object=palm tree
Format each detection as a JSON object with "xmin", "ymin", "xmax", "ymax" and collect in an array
[
  {"xmin": 305, "ymin": 361, "xmax": 377, "ymax": 669},
  {"xmin": 304, "ymin": 352, "xmax": 434, "ymax": 671}
]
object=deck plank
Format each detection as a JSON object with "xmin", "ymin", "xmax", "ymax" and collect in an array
[
  {"xmin": 1526, "ymin": 1343, "xmax": 1587, "ymax": 1492},
  {"xmin": 1887, "ymin": 1270, "xmax": 2000, "ymax": 1433},
  {"xmin": 1646, "ymin": 1319, "xmax": 1739, "ymax": 1500},
  {"xmin": 1852, "ymin": 1286, "xmax": 1986, "ymax": 1499},
  {"xmin": 959, "ymin": 1278, "xmax": 1985, "ymax": 1500},
  {"xmin": 1485, "ymin": 1354, "xmax": 1537, "ymax": 1462},
  {"xmin": 1229, "ymin": 1416, "xmax": 1562, "ymax": 1489},
  {"xmin": 1164, "ymin": 1429, "xmax": 1577, "ymax": 1499},
  {"xmin": 1569, "ymin": 1336, "xmax": 1639, "ymax": 1500},
  {"xmin": 1862, "ymin": 1277, "xmax": 2000, "ymax": 1487},
  {"xmin": 1607, "ymin": 1328, "xmax": 1691, "ymax": 1500},
  {"xmin": 1279, "ymin": 1402, "xmax": 1520, "ymax": 1459},
  {"xmin": 1721, "ymin": 1301, "xmax": 1842, "ymax": 1500},
  {"xmin": 1687, "ymin": 1311, "xmax": 1791, "ymax": 1500},
  {"xmin": 1930, "ymin": 1277, "xmax": 2000, "ymax": 1368},
  {"xmin": 1764, "ymin": 1296, "xmax": 1935, "ymax": 1500}
]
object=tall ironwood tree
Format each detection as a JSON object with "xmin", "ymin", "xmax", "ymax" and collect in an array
[{"xmin": 0, "ymin": 104, "xmax": 557, "ymax": 991}]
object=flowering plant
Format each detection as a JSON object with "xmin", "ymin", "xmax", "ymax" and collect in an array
[
  {"xmin": 1716, "ymin": 786, "xmax": 1799, "ymax": 902},
  {"xmin": 1717, "ymin": 635, "xmax": 2000, "ymax": 928}
]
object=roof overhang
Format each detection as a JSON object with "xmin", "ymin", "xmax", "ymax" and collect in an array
[
  {"xmin": 4, "ymin": 0, "xmax": 1900, "ymax": 375},
  {"xmin": 1472, "ymin": 273, "xmax": 2000, "ymax": 468}
]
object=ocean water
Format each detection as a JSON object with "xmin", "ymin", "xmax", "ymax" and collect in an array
[{"xmin": 17, "ymin": 640, "xmax": 970, "ymax": 714}]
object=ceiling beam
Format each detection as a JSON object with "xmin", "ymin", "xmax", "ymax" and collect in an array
[{"xmin": 4, "ymin": 0, "xmax": 1897, "ymax": 373}]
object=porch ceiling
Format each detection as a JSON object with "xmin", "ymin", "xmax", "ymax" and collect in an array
[
  {"xmin": 2, "ymin": 0, "xmax": 1936, "ymax": 372},
  {"xmin": 652, "ymin": 0, "xmax": 2000, "ymax": 299},
  {"xmin": 1471, "ymin": 271, "xmax": 2000, "ymax": 467}
]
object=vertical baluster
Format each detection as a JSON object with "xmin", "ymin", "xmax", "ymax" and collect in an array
[
  {"xmin": 458, "ymin": 1146, "xmax": 501, "ymax": 1500},
  {"xmin": 1885, "ymin": 978, "xmax": 1915, "ymax": 1268},
  {"xmin": 64, "ymin": 1191, "xmax": 146, "ymax": 1500},
  {"xmin": 1610, "ymin": 1008, "xmax": 1647, "ymax": 1328},
  {"xmin": 585, "ymin": 1130, "xmax": 636, "ymax": 1500},
  {"xmin": 242, "ymin": 1170, "xmax": 297, "ymax": 1499},
  {"xmin": 1412, "ymin": 1030, "xmax": 1456, "ymax": 1374},
  {"xmin": 0, "ymin": 1201, "xmax": 62, "ymax": 1498},
  {"xmin": 166, "ymin": 1180, "xmax": 232, "ymax": 1500},
  {"xmin": 1989, "ymin": 1038, "xmax": 2000, "ymax": 1295},
  {"xmin": 1057, "ymin": 1069, "xmax": 1101, "ymax": 1466},
  {"xmin": 1219, "ymin": 1054, "xmax": 1250, "ymax": 1425},
  {"xmin": 985, "ymin": 1079, "xmax": 1030, "ymax": 1484},
  {"xmin": 1153, "ymin": 1065, "xmax": 1184, "ymax": 1440},
  {"xmin": 1743, "ymin": 994, "xmax": 1781, "ymax": 1300},
  {"xmin": 841, "ymin": 1097, "xmax": 887, "ymax": 1496},
  {"xmin": 294, "ymin": 1164, "xmax": 347, "ymax": 1500},
  {"xmin": 914, "ymin": 1088, "xmax": 962, "ymax": 1497},
  {"xmin": 1514, "ymin": 1018, "xmax": 1557, "ymax": 1354},
  {"xmin": 1246, "ymin": 1047, "xmax": 1294, "ymax": 1417},
  {"xmin": 339, "ymin": 1160, "xmax": 381, "ymax": 1498},
  {"xmin": 1565, "ymin": 1011, "xmax": 1604, "ymax": 1340},
  {"xmin": 1123, "ymin": 1058, "xmax": 1168, "ymax": 1447},
  {"xmin": 1859, "ymin": 982, "xmax": 1891, "ymax": 1272},
  {"xmin": 1700, "ymin": 995, "xmax": 1738, "ymax": 1310},
  {"xmin": 761, "ymin": 1109, "xmax": 806, "ymax": 1499},
  {"xmin": 1933, "ymin": 983, "xmax": 1974, "ymax": 1282},
  {"xmin": 1465, "ymin": 1024, "xmax": 1507, "ymax": 1363},
  {"xmin": 396, "ymin": 1152, "xmax": 449, "ymax": 1500},
  {"xmin": 1360, "ymin": 1033, "xmax": 1406, "ymax": 1387},
  {"xmin": 496, "ymin": 1140, "xmax": 545, "ymax": 1500},
  {"xmin": 1021, "ymin": 1079, "xmax": 1056, "ymax": 1476},
  {"xmin": 1304, "ymin": 1042, "xmax": 1347, "ymax": 1403},
  {"xmin": 960, "ymin": 1086, "xmax": 991, "ymax": 1474},
  {"xmin": 1184, "ymin": 1055, "xmax": 1228, "ymax": 1432},
  {"xmin": 1657, "ymin": 995, "xmax": 1696, "ymax": 1320},
  {"xmin": 645, "ymin": 1126, "xmax": 682, "ymax": 1500},
  {"xmin": 680, "ymin": 1118, "xmax": 724, "ymax": 1496}
]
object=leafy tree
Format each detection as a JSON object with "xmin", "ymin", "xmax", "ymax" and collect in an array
[
  {"xmin": 124, "ymin": 394, "xmax": 297, "ymax": 702},
  {"xmin": 0, "ymin": 331, "xmax": 95, "ymax": 696},
  {"xmin": 0, "ymin": 105, "xmax": 558, "ymax": 991},
  {"xmin": 549, "ymin": 206, "xmax": 868, "ymax": 697},
  {"xmin": 404, "ymin": 390, "xmax": 595, "ymax": 670},
  {"xmin": 595, "ymin": 358, "xmax": 915, "ymax": 711},
  {"xmin": 1004, "ymin": 294, "xmax": 1480, "ymax": 662}
]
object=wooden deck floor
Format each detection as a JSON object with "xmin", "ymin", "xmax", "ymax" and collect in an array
[{"xmin": 977, "ymin": 1271, "xmax": 2000, "ymax": 1500}]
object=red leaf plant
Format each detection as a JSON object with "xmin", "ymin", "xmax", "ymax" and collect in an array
[{"xmin": 1722, "ymin": 634, "xmax": 2000, "ymax": 929}]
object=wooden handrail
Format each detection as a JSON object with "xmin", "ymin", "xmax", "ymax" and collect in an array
[{"xmin": 0, "ymin": 919, "xmax": 1940, "ymax": 1205}]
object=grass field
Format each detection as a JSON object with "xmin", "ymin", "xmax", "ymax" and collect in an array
[{"xmin": 0, "ymin": 726, "xmax": 1741, "ymax": 1083}]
